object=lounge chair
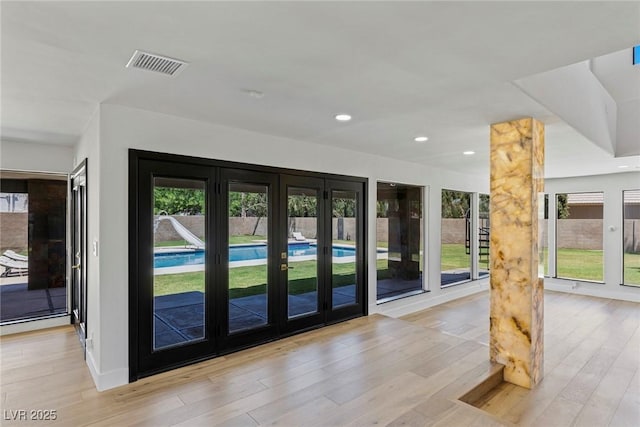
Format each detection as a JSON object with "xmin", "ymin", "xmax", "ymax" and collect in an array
[
  {"xmin": 0, "ymin": 255, "xmax": 28, "ymax": 277},
  {"xmin": 3, "ymin": 250, "xmax": 28, "ymax": 262},
  {"xmin": 291, "ymin": 231, "xmax": 307, "ymax": 241}
]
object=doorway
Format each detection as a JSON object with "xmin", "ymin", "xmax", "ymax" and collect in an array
[
  {"xmin": 129, "ymin": 151, "xmax": 366, "ymax": 380},
  {"xmin": 0, "ymin": 171, "xmax": 68, "ymax": 324},
  {"xmin": 70, "ymin": 160, "xmax": 88, "ymax": 351}
]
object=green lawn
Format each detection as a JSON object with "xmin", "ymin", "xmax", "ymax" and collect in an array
[
  {"xmin": 555, "ymin": 248, "xmax": 603, "ymax": 282},
  {"xmin": 154, "ymin": 259, "xmax": 358, "ymax": 298},
  {"xmin": 440, "ymin": 243, "xmax": 471, "ymax": 272},
  {"xmin": 154, "ymin": 242, "xmax": 640, "ymax": 297},
  {"xmin": 624, "ymin": 252, "xmax": 640, "ymax": 286}
]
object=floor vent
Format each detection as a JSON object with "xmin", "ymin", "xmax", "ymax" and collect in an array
[{"xmin": 126, "ymin": 50, "xmax": 188, "ymax": 76}]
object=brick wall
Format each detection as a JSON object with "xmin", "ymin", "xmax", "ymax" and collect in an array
[{"xmin": 0, "ymin": 212, "xmax": 27, "ymax": 252}]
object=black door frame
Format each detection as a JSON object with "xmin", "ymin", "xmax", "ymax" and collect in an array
[
  {"xmin": 133, "ymin": 159, "xmax": 216, "ymax": 377},
  {"xmin": 325, "ymin": 179, "xmax": 366, "ymax": 323},
  {"xmin": 218, "ymin": 168, "xmax": 280, "ymax": 351},
  {"xmin": 129, "ymin": 150, "xmax": 367, "ymax": 381},
  {"xmin": 70, "ymin": 159, "xmax": 88, "ymax": 354},
  {"xmin": 279, "ymin": 174, "xmax": 327, "ymax": 334}
]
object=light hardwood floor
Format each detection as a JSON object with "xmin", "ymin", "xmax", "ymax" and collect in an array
[{"xmin": 1, "ymin": 290, "xmax": 638, "ymax": 426}]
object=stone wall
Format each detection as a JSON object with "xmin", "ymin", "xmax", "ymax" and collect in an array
[{"xmin": 0, "ymin": 212, "xmax": 27, "ymax": 252}]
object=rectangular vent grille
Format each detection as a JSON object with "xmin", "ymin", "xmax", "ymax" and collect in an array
[{"xmin": 126, "ymin": 50, "xmax": 188, "ymax": 76}]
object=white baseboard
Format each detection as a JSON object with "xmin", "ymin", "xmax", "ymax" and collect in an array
[
  {"xmin": 86, "ymin": 350, "xmax": 129, "ymax": 391},
  {"xmin": 0, "ymin": 314, "xmax": 70, "ymax": 336},
  {"xmin": 544, "ymin": 279, "xmax": 640, "ymax": 303},
  {"xmin": 372, "ymin": 279, "xmax": 490, "ymax": 318}
]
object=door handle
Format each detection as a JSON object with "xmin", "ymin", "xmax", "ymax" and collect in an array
[
  {"xmin": 280, "ymin": 264, "xmax": 295, "ymax": 271},
  {"xmin": 72, "ymin": 264, "xmax": 81, "ymax": 270}
]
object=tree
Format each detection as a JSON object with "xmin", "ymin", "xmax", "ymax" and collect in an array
[
  {"xmin": 556, "ymin": 194, "xmax": 570, "ymax": 219},
  {"xmin": 288, "ymin": 194, "xmax": 317, "ymax": 217},
  {"xmin": 332, "ymin": 197, "xmax": 356, "ymax": 218},
  {"xmin": 154, "ymin": 188, "xmax": 204, "ymax": 215},
  {"xmin": 229, "ymin": 191, "xmax": 267, "ymax": 217},
  {"xmin": 441, "ymin": 190, "xmax": 470, "ymax": 218}
]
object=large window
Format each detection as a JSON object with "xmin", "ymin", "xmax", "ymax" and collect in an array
[
  {"xmin": 0, "ymin": 174, "xmax": 67, "ymax": 323},
  {"xmin": 441, "ymin": 189, "xmax": 471, "ymax": 287},
  {"xmin": 556, "ymin": 192, "xmax": 603, "ymax": 282},
  {"xmin": 623, "ymin": 190, "xmax": 640, "ymax": 286},
  {"xmin": 376, "ymin": 183, "xmax": 423, "ymax": 302}
]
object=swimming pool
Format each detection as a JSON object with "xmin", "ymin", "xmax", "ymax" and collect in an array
[{"xmin": 154, "ymin": 243, "xmax": 359, "ymax": 268}]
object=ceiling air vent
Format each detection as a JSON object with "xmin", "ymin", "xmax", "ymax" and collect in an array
[{"xmin": 126, "ymin": 50, "xmax": 188, "ymax": 76}]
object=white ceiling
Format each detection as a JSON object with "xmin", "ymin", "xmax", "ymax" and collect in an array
[{"xmin": 1, "ymin": 1, "xmax": 639, "ymax": 178}]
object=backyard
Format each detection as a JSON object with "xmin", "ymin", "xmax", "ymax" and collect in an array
[{"xmin": 154, "ymin": 239, "xmax": 640, "ymax": 297}]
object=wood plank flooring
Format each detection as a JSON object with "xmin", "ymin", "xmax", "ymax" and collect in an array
[{"xmin": 0, "ymin": 290, "xmax": 638, "ymax": 426}]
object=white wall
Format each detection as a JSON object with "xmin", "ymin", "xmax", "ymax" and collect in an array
[
  {"xmin": 79, "ymin": 103, "xmax": 638, "ymax": 391},
  {"xmin": 73, "ymin": 107, "xmax": 114, "ymax": 389},
  {"xmin": 0, "ymin": 140, "xmax": 73, "ymax": 173},
  {"xmin": 77, "ymin": 103, "xmax": 489, "ymax": 390},
  {"xmin": 545, "ymin": 172, "xmax": 640, "ymax": 302}
]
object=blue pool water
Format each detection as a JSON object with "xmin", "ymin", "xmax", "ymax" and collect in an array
[{"xmin": 154, "ymin": 243, "xmax": 359, "ymax": 268}]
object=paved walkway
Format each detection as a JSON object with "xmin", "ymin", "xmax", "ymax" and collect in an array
[{"xmin": 154, "ymin": 285, "xmax": 357, "ymax": 348}]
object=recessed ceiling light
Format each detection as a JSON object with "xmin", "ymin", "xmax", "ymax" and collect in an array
[
  {"xmin": 335, "ymin": 114, "xmax": 352, "ymax": 122},
  {"xmin": 618, "ymin": 165, "xmax": 629, "ymax": 169},
  {"xmin": 244, "ymin": 89, "xmax": 264, "ymax": 99},
  {"xmin": 463, "ymin": 151, "xmax": 475, "ymax": 155},
  {"xmin": 414, "ymin": 136, "xmax": 429, "ymax": 142}
]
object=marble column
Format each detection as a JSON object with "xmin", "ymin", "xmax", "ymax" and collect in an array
[{"xmin": 489, "ymin": 118, "xmax": 544, "ymax": 389}]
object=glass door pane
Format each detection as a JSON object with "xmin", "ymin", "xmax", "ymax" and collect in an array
[
  {"xmin": 228, "ymin": 183, "xmax": 269, "ymax": 333},
  {"xmin": 332, "ymin": 190, "xmax": 358, "ymax": 308},
  {"xmin": 623, "ymin": 190, "xmax": 640, "ymax": 286},
  {"xmin": 441, "ymin": 189, "xmax": 472, "ymax": 286},
  {"xmin": 287, "ymin": 187, "xmax": 319, "ymax": 318},
  {"xmin": 153, "ymin": 178, "xmax": 206, "ymax": 350},
  {"xmin": 376, "ymin": 183, "xmax": 423, "ymax": 302}
]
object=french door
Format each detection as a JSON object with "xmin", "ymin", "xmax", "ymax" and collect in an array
[
  {"xmin": 280, "ymin": 176, "xmax": 365, "ymax": 333},
  {"xmin": 70, "ymin": 159, "xmax": 88, "ymax": 353},
  {"xmin": 130, "ymin": 151, "xmax": 366, "ymax": 380}
]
